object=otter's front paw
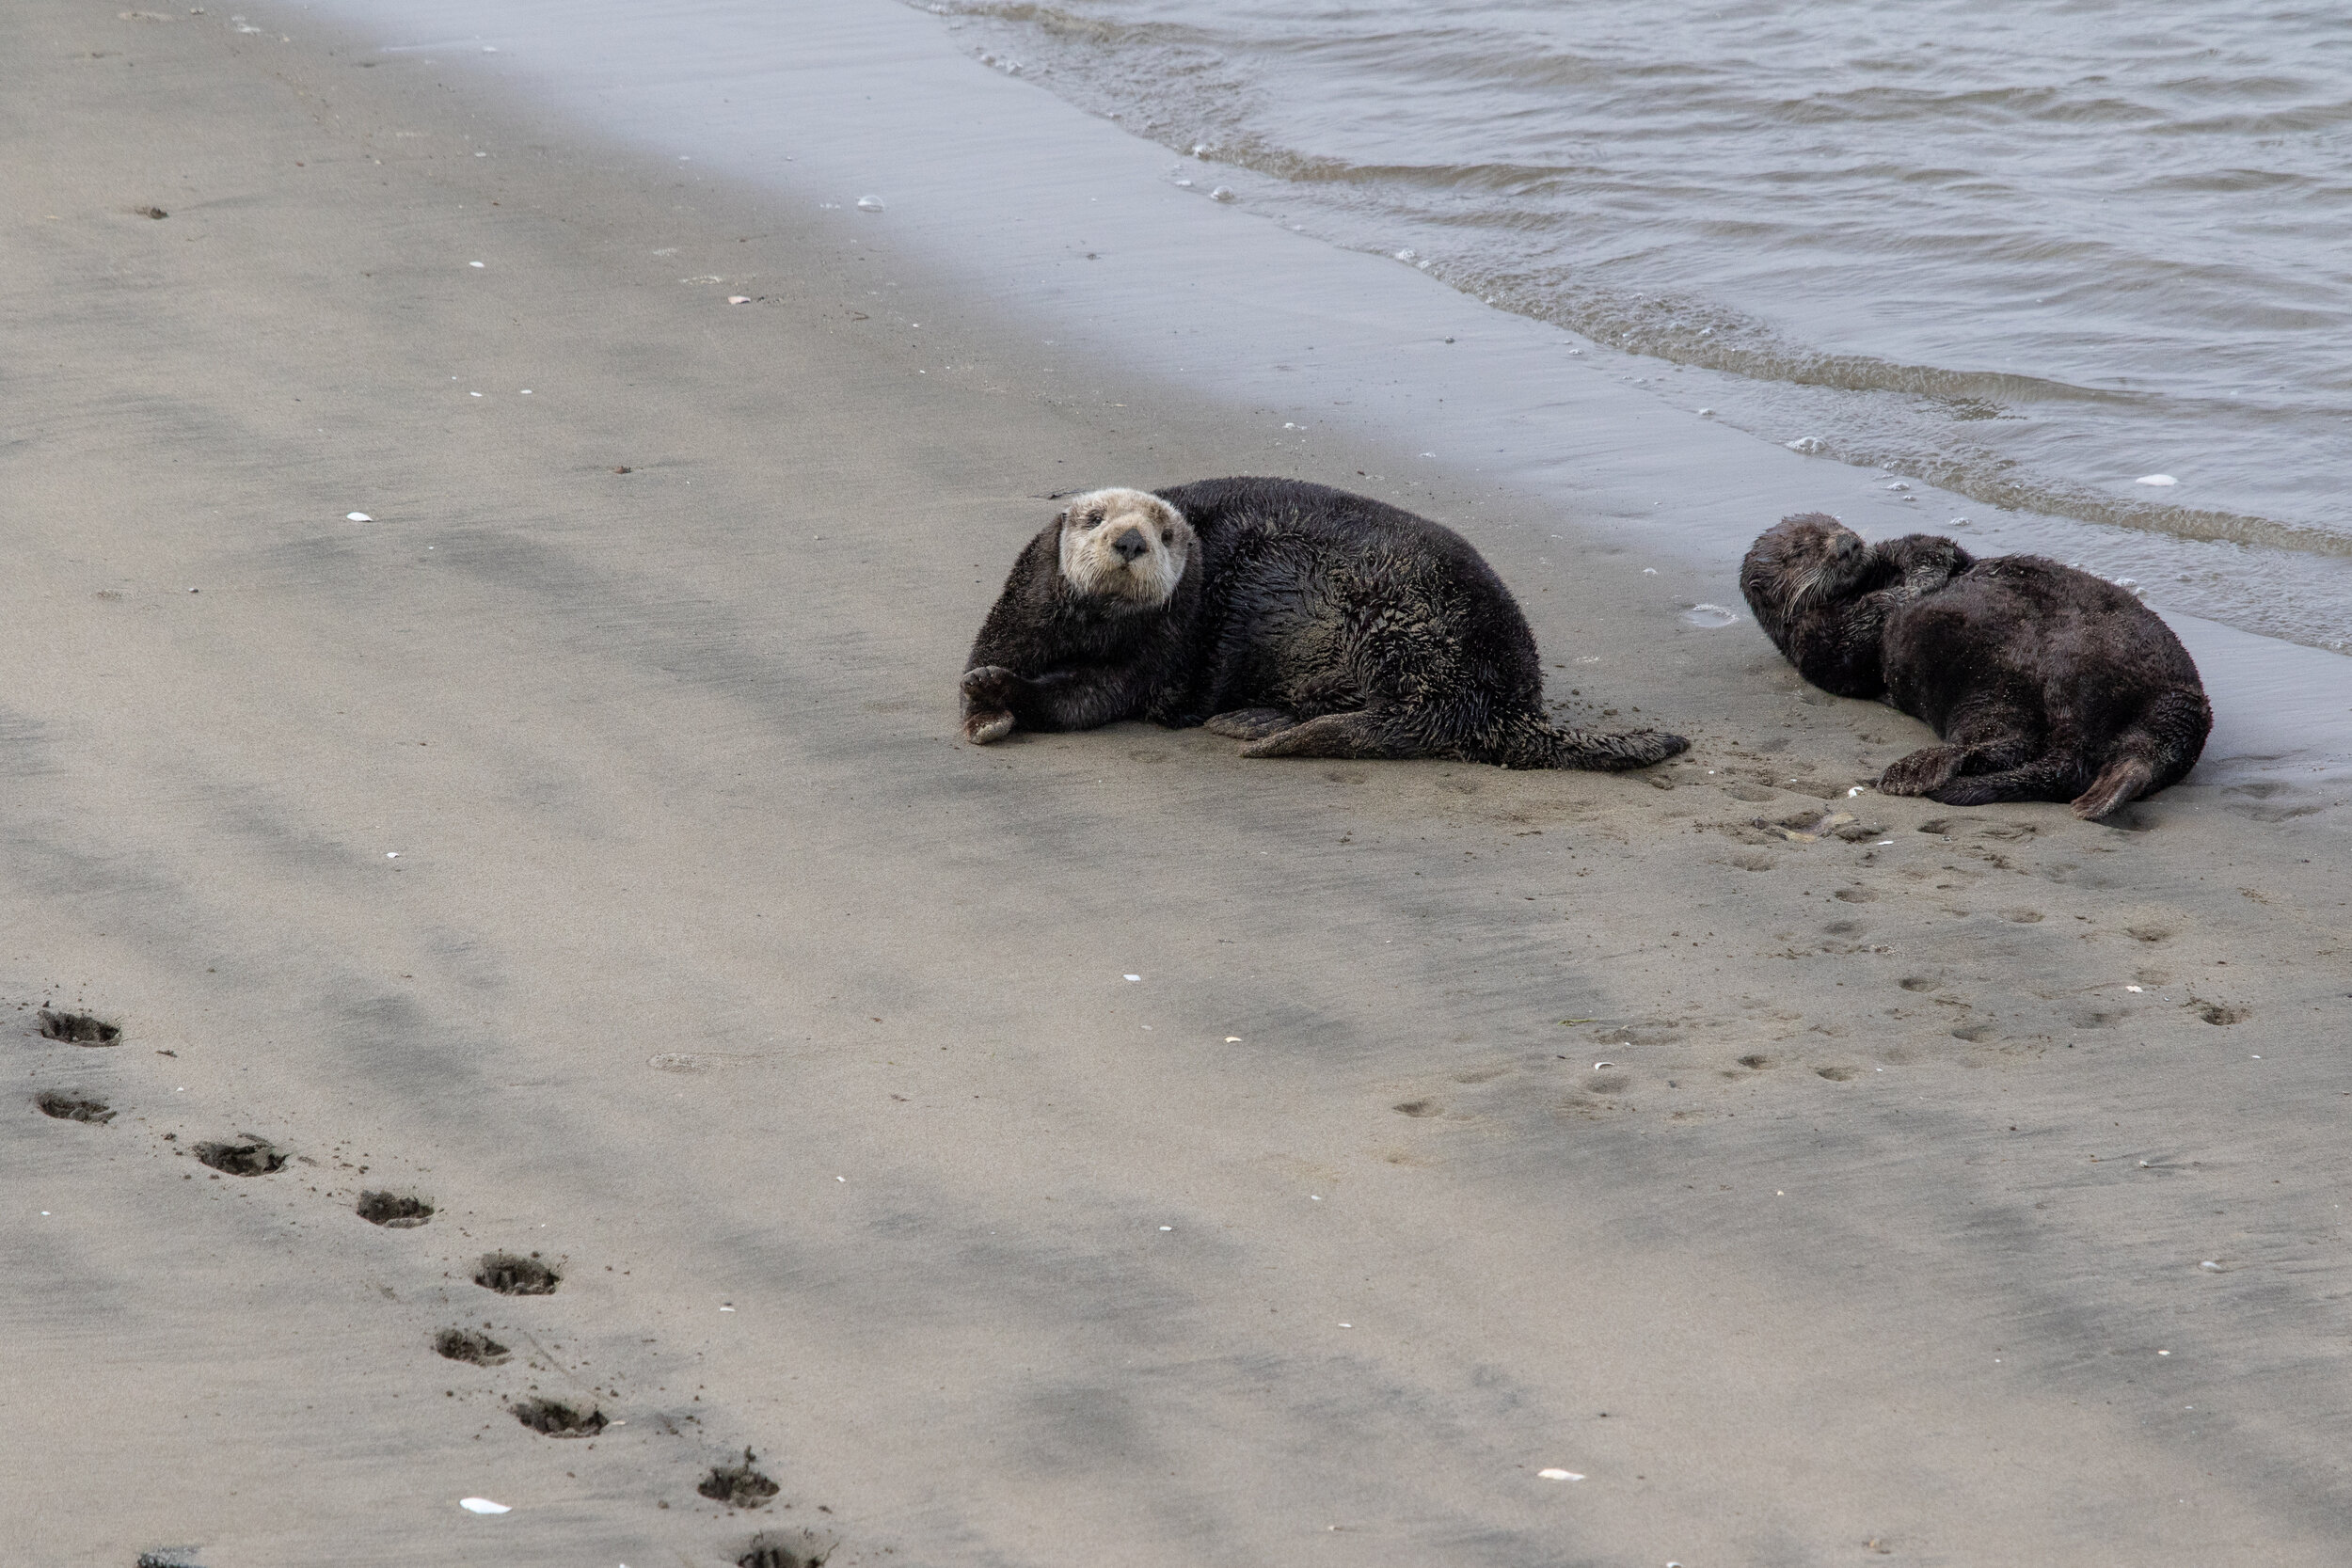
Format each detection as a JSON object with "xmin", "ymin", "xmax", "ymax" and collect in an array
[
  {"xmin": 1879, "ymin": 746, "xmax": 1960, "ymax": 797},
  {"xmin": 963, "ymin": 710, "xmax": 1015, "ymax": 745},
  {"xmin": 961, "ymin": 664, "xmax": 1021, "ymax": 706},
  {"xmin": 960, "ymin": 665, "xmax": 1022, "ymax": 745}
]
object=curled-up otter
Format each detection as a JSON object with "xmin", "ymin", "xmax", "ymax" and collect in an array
[
  {"xmin": 1740, "ymin": 513, "xmax": 2211, "ymax": 819},
  {"xmin": 960, "ymin": 477, "xmax": 1687, "ymax": 770}
]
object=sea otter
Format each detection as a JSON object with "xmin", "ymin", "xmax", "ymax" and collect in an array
[
  {"xmin": 1740, "ymin": 512, "xmax": 2211, "ymax": 819},
  {"xmin": 959, "ymin": 477, "xmax": 1687, "ymax": 770}
]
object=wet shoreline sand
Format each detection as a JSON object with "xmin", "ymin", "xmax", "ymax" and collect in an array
[{"xmin": 6, "ymin": 7, "xmax": 2349, "ymax": 1565}]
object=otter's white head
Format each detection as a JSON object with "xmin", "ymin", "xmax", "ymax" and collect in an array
[{"xmin": 1055, "ymin": 487, "xmax": 1193, "ymax": 610}]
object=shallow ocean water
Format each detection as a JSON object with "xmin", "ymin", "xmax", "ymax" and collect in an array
[{"xmin": 927, "ymin": 0, "xmax": 2352, "ymax": 649}]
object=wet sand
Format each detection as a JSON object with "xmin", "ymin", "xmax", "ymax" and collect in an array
[{"xmin": 6, "ymin": 8, "xmax": 2350, "ymax": 1566}]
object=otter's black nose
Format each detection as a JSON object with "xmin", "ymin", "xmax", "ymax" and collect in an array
[{"xmin": 1111, "ymin": 528, "xmax": 1151, "ymax": 563}]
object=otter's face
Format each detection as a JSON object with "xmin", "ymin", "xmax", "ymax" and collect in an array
[
  {"xmin": 1740, "ymin": 512, "xmax": 1867, "ymax": 646},
  {"xmin": 1055, "ymin": 487, "xmax": 1193, "ymax": 611}
]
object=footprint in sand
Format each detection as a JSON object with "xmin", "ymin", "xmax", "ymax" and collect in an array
[
  {"xmin": 195, "ymin": 1136, "xmax": 287, "ymax": 1176},
  {"xmin": 474, "ymin": 1251, "xmax": 563, "ymax": 1294},
  {"xmin": 38, "ymin": 1008, "xmax": 120, "ymax": 1045},
  {"xmin": 511, "ymin": 1395, "xmax": 606, "ymax": 1437},
  {"xmin": 739, "ymin": 1529, "xmax": 838, "ymax": 1568},
  {"xmin": 434, "ymin": 1326, "xmax": 513, "ymax": 1366},
  {"xmin": 35, "ymin": 1092, "xmax": 116, "ymax": 1123},
  {"xmin": 700, "ymin": 1448, "xmax": 784, "ymax": 1509},
  {"xmin": 355, "ymin": 1190, "xmax": 434, "ymax": 1227}
]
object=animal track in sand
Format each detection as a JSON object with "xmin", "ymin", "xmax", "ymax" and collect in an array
[
  {"xmin": 35, "ymin": 1092, "xmax": 115, "ymax": 1123},
  {"xmin": 1899, "ymin": 976, "xmax": 1942, "ymax": 993},
  {"xmin": 475, "ymin": 1251, "xmax": 562, "ymax": 1294},
  {"xmin": 1816, "ymin": 1066, "xmax": 1856, "ymax": 1081},
  {"xmin": 1834, "ymin": 887, "xmax": 1878, "ymax": 903},
  {"xmin": 195, "ymin": 1137, "xmax": 286, "ymax": 1175},
  {"xmin": 512, "ymin": 1396, "xmax": 606, "ymax": 1437},
  {"xmin": 1950, "ymin": 1022, "xmax": 1999, "ymax": 1042},
  {"xmin": 435, "ymin": 1327, "xmax": 512, "ymax": 1366},
  {"xmin": 2192, "ymin": 999, "xmax": 2248, "ymax": 1025},
  {"xmin": 701, "ymin": 1449, "xmax": 784, "ymax": 1509},
  {"xmin": 356, "ymin": 1191, "xmax": 434, "ymax": 1227},
  {"xmin": 1736, "ymin": 1053, "xmax": 1772, "ymax": 1069},
  {"xmin": 38, "ymin": 1009, "xmax": 119, "ymax": 1044},
  {"xmin": 739, "ymin": 1530, "xmax": 836, "ymax": 1568},
  {"xmin": 1392, "ymin": 1099, "xmax": 1440, "ymax": 1117}
]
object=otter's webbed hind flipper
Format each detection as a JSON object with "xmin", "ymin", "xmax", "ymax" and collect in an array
[
  {"xmin": 1237, "ymin": 710, "xmax": 1414, "ymax": 759},
  {"xmin": 1202, "ymin": 706, "xmax": 1298, "ymax": 741},
  {"xmin": 2068, "ymin": 688, "xmax": 2213, "ymax": 819},
  {"xmin": 1499, "ymin": 721, "xmax": 1689, "ymax": 772},
  {"xmin": 1927, "ymin": 754, "xmax": 2080, "ymax": 808}
]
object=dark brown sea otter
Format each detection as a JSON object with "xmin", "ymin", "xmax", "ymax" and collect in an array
[
  {"xmin": 1740, "ymin": 512, "xmax": 2211, "ymax": 819},
  {"xmin": 960, "ymin": 478, "xmax": 1687, "ymax": 770}
]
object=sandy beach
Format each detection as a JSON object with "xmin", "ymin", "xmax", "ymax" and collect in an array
[{"xmin": 6, "ymin": 6, "xmax": 2350, "ymax": 1565}]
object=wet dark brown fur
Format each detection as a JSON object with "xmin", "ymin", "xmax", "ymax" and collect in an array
[
  {"xmin": 1740, "ymin": 513, "xmax": 2211, "ymax": 819},
  {"xmin": 961, "ymin": 477, "xmax": 1688, "ymax": 769}
]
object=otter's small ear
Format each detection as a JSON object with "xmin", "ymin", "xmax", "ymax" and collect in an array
[{"xmin": 1053, "ymin": 509, "xmax": 1070, "ymax": 525}]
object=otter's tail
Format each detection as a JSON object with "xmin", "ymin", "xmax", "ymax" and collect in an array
[
  {"xmin": 2070, "ymin": 687, "xmax": 2213, "ymax": 820},
  {"xmin": 1492, "ymin": 717, "xmax": 1689, "ymax": 772}
]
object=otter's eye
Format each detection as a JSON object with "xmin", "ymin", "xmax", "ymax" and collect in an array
[
  {"xmin": 1084, "ymin": 510, "xmax": 1104, "ymax": 528},
  {"xmin": 1160, "ymin": 530, "xmax": 1173, "ymax": 544}
]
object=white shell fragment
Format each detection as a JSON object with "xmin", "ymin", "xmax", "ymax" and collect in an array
[
  {"xmin": 1123, "ymin": 974, "xmax": 1140, "ymax": 982},
  {"xmin": 856, "ymin": 195, "xmax": 884, "ymax": 212},
  {"xmin": 2136, "ymin": 474, "xmax": 2179, "ymax": 486},
  {"xmin": 345, "ymin": 512, "xmax": 372, "ymax": 522},
  {"xmin": 1537, "ymin": 1468, "xmax": 1585, "ymax": 1481},
  {"xmin": 459, "ymin": 1497, "xmax": 511, "ymax": 1514}
]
